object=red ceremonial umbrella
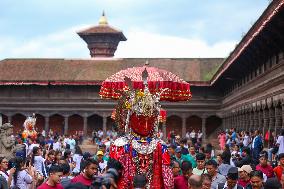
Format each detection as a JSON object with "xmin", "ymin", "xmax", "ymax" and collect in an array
[{"xmin": 99, "ymin": 66, "xmax": 191, "ymax": 101}]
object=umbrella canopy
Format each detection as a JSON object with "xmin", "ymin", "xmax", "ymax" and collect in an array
[{"xmin": 99, "ymin": 66, "xmax": 191, "ymax": 101}]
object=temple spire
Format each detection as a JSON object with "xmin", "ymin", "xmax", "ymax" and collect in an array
[
  {"xmin": 77, "ymin": 12, "xmax": 127, "ymax": 58},
  {"xmin": 99, "ymin": 11, "xmax": 108, "ymax": 25}
]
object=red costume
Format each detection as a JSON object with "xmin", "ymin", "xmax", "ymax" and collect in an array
[{"xmin": 109, "ymin": 71, "xmax": 174, "ymax": 189}]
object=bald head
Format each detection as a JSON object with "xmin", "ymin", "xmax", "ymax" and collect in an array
[{"xmin": 188, "ymin": 175, "xmax": 202, "ymax": 189}]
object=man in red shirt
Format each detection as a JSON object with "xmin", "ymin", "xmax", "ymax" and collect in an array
[
  {"xmin": 174, "ymin": 161, "xmax": 192, "ymax": 189},
  {"xmin": 256, "ymin": 151, "xmax": 274, "ymax": 178},
  {"xmin": 71, "ymin": 159, "xmax": 98, "ymax": 186},
  {"xmin": 37, "ymin": 165, "xmax": 64, "ymax": 189},
  {"xmin": 273, "ymin": 153, "xmax": 284, "ymax": 181}
]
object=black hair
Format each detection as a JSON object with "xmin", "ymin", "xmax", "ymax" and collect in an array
[
  {"xmin": 205, "ymin": 160, "xmax": 218, "ymax": 168},
  {"xmin": 206, "ymin": 143, "xmax": 213, "ymax": 151},
  {"xmin": 47, "ymin": 149, "xmax": 55, "ymax": 156},
  {"xmin": 55, "ymin": 150, "xmax": 62, "ymax": 159},
  {"xmin": 80, "ymin": 159, "xmax": 87, "ymax": 172},
  {"xmin": 205, "ymin": 149, "xmax": 211, "ymax": 154},
  {"xmin": 49, "ymin": 165, "xmax": 63, "ymax": 175},
  {"xmin": 180, "ymin": 138, "xmax": 187, "ymax": 144},
  {"xmin": 281, "ymin": 129, "xmax": 284, "ymax": 136},
  {"xmin": 10, "ymin": 157, "xmax": 25, "ymax": 186},
  {"xmin": 60, "ymin": 163, "xmax": 70, "ymax": 175},
  {"xmin": 242, "ymin": 147, "xmax": 251, "ymax": 156},
  {"xmin": 107, "ymin": 158, "xmax": 123, "ymax": 173},
  {"xmin": 259, "ymin": 151, "xmax": 268, "ymax": 159},
  {"xmin": 221, "ymin": 153, "xmax": 230, "ymax": 164},
  {"xmin": 85, "ymin": 159, "xmax": 98, "ymax": 168},
  {"xmin": 181, "ymin": 161, "xmax": 192, "ymax": 172},
  {"xmin": 48, "ymin": 143, "xmax": 54, "ymax": 151},
  {"xmin": 64, "ymin": 149, "xmax": 72, "ymax": 159},
  {"xmin": 0, "ymin": 157, "xmax": 6, "ymax": 164},
  {"xmin": 250, "ymin": 170, "xmax": 263, "ymax": 179},
  {"xmin": 196, "ymin": 153, "xmax": 206, "ymax": 160},
  {"xmin": 31, "ymin": 146, "xmax": 40, "ymax": 165},
  {"xmin": 278, "ymin": 153, "xmax": 284, "ymax": 160},
  {"xmin": 65, "ymin": 144, "xmax": 70, "ymax": 149},
  {"xmin": 133, "ymin": 174, "xmax": 147, "ymax": 188},
  {"xmin": 74, "ymin": 145, "xmax": 83, "ymax": 155}
]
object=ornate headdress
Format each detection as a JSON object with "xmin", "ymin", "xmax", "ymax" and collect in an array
[
  {"xmin": 22, "ymin": 114, "xmax": 37, "ymax": 140},
  {"xmin": 114, "ymin": 69, "xmax": 167, "ymax": 137}
]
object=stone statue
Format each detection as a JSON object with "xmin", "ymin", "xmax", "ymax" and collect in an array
[{"xmin": 0, "ymin": 123, "xmax": 24, "ymax": 159}]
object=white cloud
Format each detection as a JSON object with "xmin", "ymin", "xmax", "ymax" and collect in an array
[
  {"xmin": 0, "ymin": 25, "xmax": 89, "ymax": 59},
  {"xmin": 115, "ymin": 29, "xmax": 237, "ymax": 58},
  {"xmin": 0, "ymin": 26, "xmax": 237, "ymax": 60}
]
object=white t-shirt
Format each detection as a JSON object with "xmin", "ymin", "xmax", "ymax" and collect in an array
[
  {"xmin": 64, "ymin": 138, "xmax": 70, "ymax": 146},
  {"xmin": 98, "ymin": 160, "xmax": 108, "ymax": 173},
  {"xmin": 185, "ymin": 132, "xmax": 190, "ymax": 139},
  {"xmin": 0, "ymin": 170, "xmax": 9, "ymax": 181},
  {"xmin": 98, "ymin": 131, "xmax": 104, "ymax": 138},
  {"xmin": 33, "ymin": 155, "xmax": 46, "ymax": 176},
  {"xmin": 198, "ymin": 132, "xmax": 203, "ymax": 139},
  {"xmin": 68, "ymin": 139, "xmax": 76, "ymax": 150},
  {"xmin": 104, "ymin": 141, "xmax": 111, "ymax": 149},
  {"xmin": 192, "ymin": 168, "xmax": 207, "ymax": 175},
  {"xmin": 277, "ymin": 136, "xmax": 284, "ymax": 154},
  {"xmin": 72, "ymin": 154, "xmax": 83, "ymax": 173},
  {"xmin": 53, "ymin": 141, "xmax": 61, "ymax": 151},
  {"xmin": 243, "ymin": 135, "xmax": 250, "ymax": 146},
  {"xmin": 190, "ymin": 132, "xmax": 196, "ymax": 139}
]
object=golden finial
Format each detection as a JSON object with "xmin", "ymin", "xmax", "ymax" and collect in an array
[{"xmin": 99, "ymin": 11, "xmax": 108, "ymax": 25}]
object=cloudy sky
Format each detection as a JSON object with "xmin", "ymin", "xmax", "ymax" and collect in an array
[{"xmin": 0, "ymin": 0, "xmax": 270, "ymax": 59}]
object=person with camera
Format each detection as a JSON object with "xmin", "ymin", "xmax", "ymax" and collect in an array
[
  {"xmin": 71, "ymin": 159, "xmax": 98, "ymax": 187},
  {"xmin": 9, "ymin": 156, "xmax": 34, "ymax": 189},
  {"xmin": 37, "ymin": 164, "xmax": 64, "ymax": 189}
]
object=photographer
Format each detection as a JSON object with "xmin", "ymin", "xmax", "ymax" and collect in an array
[
  {"xmin": 65, "ymin": 158, "xmax": 122, "ymax": 189},
  {"xmin": 91, "ymin": 158, "xmax": 123, "ymax": 189},
  {"xmin": 9, "ymin": 157, "xmax": 34, "ymax": 189},
  {"xmin": 71, "ymin": 159, "xmax": 98, "ymax": 187}
]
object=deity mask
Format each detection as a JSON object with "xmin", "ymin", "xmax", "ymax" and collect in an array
[
  {"xmin": 114, "ymin": 69, "xmax": 163, "ymax": 137},
  {"xmin": 129, "ymin": 113, "xmax": 156, "ymax": 136}
]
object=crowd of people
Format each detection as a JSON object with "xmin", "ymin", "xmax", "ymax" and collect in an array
[{"xmin": 1, "ymin": 127, "xmax": 284, "ymax": 189}]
